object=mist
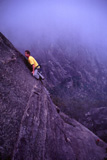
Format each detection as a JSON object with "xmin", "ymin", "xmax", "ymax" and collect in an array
[{"xmin": 0, "ymin": 0, "xmax": 107, "ymax": 56}]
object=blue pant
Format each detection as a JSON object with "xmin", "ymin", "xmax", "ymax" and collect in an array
[{"xmin": 34, "ymin": 69, "xmax": 44, "ymax": 80}]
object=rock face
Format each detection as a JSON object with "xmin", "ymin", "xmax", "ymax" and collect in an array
[
  {"xmin": 23, "ymin": 40, "xmax": 107, "ymax": 142},
  {"xmin": 82, "ymin": 107, "xmax": 107, "ymax": 143},
  {"xmin": 0, "ymin": 32, "xmax": 107, "ymax": 160},
  {"xmin": 43, "ymin": 51, "xmax": 107, "ymax": 143}
]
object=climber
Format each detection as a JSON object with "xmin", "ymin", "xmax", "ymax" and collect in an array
[{"xmin": 25, "ymin": 50, "xmax": 44, "ymax": 80}]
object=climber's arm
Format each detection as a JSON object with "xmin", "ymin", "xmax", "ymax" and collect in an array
[{"xmin": 32, "ymin": 64, "xmax": 35, "ymax": 75}]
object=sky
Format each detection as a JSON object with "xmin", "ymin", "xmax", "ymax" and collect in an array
[{"xmin": 0, "ymin": 0, "xmax": 107, "ymax": 55}]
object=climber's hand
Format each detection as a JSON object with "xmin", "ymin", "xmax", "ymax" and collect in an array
[{"xmin": 32, "ymin": 71, "xmax": 34, "ymax": 75}]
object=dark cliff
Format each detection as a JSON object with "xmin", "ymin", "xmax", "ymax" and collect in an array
[
  {"xmin": 83, "ymin": 107, "xmax": 107, "ymax": 142},
  {"xmin": 0, "ymin": 32, "xmax": 107, "ymax": 160},
  {"xmin": 43, "ymin": 50, "xmax": 107, "ymax": 142},
  {"xmin": 24, "ymin": 41, "xmax": 107, "ymax": 142}
]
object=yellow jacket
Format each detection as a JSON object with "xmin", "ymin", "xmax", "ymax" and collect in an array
[{"xmin": 28, "ymin": 56, "xmax": 40, "ymax": 69}]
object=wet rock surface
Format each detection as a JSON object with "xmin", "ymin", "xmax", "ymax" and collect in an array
[{"xmin": 0, "ymin": 32, "xmax": 107, "ymax": 160}]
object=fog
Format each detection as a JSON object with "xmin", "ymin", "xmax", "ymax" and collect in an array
[{"xmin": 0, "ymin": 0, "xmax": 107, "ymax": 56}]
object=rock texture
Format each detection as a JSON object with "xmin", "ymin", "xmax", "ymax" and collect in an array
[
  {"xmin": 82, "ymin": 107, "xmax": 107, "ymax": 143},
  {"xmin": 0, "ymin": 32, "xmax": 107, "ymax": 160},
  {"xmin": 21, "ymin": 40, "xmax": 107, "ymax": 142}
]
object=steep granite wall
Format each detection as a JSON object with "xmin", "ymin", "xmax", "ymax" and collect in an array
[{"xmin": 0, "ymin": 33, "xmax": 107, "ymax": 160}]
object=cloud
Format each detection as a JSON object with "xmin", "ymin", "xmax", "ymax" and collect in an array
[{"xmin": 0, "ymin": 0, "xmax": 107, "ymax": 54}]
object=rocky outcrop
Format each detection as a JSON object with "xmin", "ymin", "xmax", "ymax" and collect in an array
[
  {"xmin": 82, "ymin": 107, "xmax": 107, "ymax": 143},
  {"xmin": 26, "ymin": 40, "xmax": 107, "ymax": 142},
  {"xmin": 18, "ymin": 36, "xmax": 107, "ymax": 142},
  {"xmin": 0, "ymin": 32, "xmax": 107, "ymax": 160}
]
